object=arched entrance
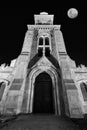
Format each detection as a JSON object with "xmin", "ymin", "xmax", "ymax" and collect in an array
[{"xmin": 33, "ymin": 72, "xmax": 55, "ymax": 114}]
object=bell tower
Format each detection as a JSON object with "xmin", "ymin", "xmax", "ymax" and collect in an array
[{"xmin": 0, "ymin": 12, "xmax": 83, "ymax": 119}]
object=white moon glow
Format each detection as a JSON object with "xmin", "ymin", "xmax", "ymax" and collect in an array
[{"xmin": 67, "ymin": 8, "xmax": 78, "ymax": 19}]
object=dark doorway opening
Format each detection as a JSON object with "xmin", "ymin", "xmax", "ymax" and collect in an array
[{"xmin": 33, "ymin": 72, "xmax": 54, "ymax": 114}]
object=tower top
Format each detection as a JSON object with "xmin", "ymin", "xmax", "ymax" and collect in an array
[
  {"xmin": 40, "ymin": 12, "xmax": 48, "ymax": 15},
  {"xmin": 34, "ymin": 12, "xmax": 54, "ymax": 25}
]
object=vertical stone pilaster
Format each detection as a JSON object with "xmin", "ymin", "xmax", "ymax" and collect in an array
[{"xmin": 30, "ymin": 29, "xmax": 38, "ymax": 60}]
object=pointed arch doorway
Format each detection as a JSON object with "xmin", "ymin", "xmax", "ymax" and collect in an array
[{"xmin": 33, "ymin": 72, "xmax": 55, "ymax": 114}]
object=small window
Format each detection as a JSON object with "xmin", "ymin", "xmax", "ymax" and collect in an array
[
  {"xmin": 80, "ymin": 82, "xmax": 87, "ymax": 101},
  {"xmin": 39, "ymin": 37, "xmax": 43, "ymax": 45},
  {"xmin": 0, "ymin": 82, "xmax": 6, "ymax": 101},
  {"xmin": 38, "ymin": 47, "xmax": 43, "ymax": 57},
  {"xmin": 45, "ymin": 37, "xmax": 49, "ymax": 45},
  {"xmin": 45, "ymin": 47, "xmax": 50, "ymax": 57}
]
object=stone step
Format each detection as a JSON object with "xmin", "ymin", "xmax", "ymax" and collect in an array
[{"xmin": 0, "ymin": 115, "xmax": 80, "ymax": 130}]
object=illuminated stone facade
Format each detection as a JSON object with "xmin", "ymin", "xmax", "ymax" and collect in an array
[{"xmin": 0, "ymin": 12, "xmax": 87, "ymax": 118}]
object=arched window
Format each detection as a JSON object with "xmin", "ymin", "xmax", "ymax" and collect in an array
[
  {"xmin": 39, "ymin": 37, "xmax": 43, "ymax": 45},
  {"xmin": 80, "ymin": 82, "xmax": 87, "ymax": 101},
  {"xmin": 0, "ymin": 82, "xmax": 6, "ymax": 101},
  {"xmin": 38, "ymin": 36, "xmax": 51, "ymax": 57},
  {"xmin": 45, "ymin": 37, "xmax": 49, "ymax": 45}
]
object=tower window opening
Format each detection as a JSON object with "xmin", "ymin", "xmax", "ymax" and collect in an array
[
  {"xmin": 80, "ymin": 82, "xmax": 87, "ymax": 101},
  {"xmin": 45, "ymin": 37, "xmax": 49, "ymax": 45},
  {"xmin": 38, "ymin": 47, "xmax": 43, "ymax": 57},
  {"xmin": 38, "ymin": 36, "xmax": 51, "ymax": 57},
  {"xmin": 0, "ymin": 82, "xmax": 6, "ymax": 101},
  {"xmin": 45, "ymin": 47, "xmax": 50, "ymax": 57},
  {"xmin": 39, "ymin": 37, "xmax": 43, "ymax": 45}
]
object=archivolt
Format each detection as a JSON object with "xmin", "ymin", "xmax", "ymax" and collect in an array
[{"xmin": 27, "ymin": 65, "xmax": 60, "ymax": 115}]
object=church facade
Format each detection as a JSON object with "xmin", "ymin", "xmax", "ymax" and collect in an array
[{"xmin": 0, "ymin": 12, "xmax": 87, "ymax": 118}]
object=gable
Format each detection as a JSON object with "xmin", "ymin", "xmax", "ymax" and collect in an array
[{"xmin": 36, "ymin": 56, "xmax": 54, "ymax": 68}]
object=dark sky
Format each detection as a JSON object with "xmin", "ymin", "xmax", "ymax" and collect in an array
[{"xmin": 0, "ymin": 7, "xmax": 86, "ymax": 66}]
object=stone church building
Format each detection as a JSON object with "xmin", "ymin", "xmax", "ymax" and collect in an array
[{"xmin": 0, "ymin": 12, "xmax": 87, "ymax": 119}]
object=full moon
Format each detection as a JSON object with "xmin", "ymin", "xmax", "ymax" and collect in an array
[{"xmin": 67, "ymin": 8, "xmax": 78, "ymax": 19}]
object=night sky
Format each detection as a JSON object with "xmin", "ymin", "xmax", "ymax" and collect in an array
[{"xmin": 0, "ymin": 7, "xmax": 86, "ymax": 67}]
